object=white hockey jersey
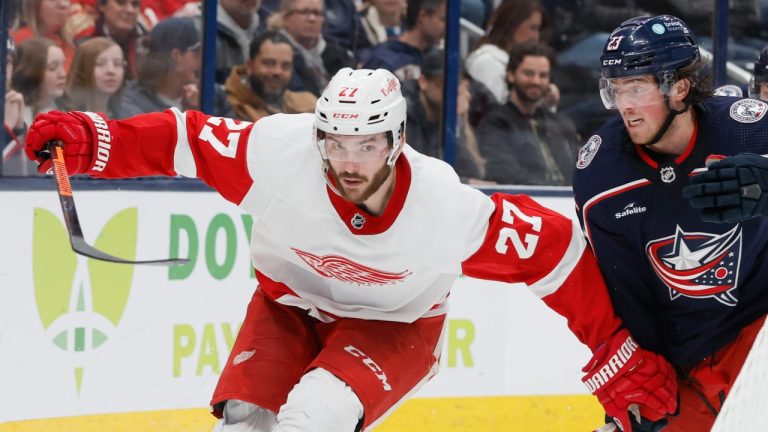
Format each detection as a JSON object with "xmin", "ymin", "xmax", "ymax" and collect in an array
[{"xmin": 83, "ymin": 108, "xmax": 624, "ymax": 350}]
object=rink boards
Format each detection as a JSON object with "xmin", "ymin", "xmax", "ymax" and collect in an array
[{"xmin": 0, "ymin": 187, "xmax": 603, "ymax": 431}]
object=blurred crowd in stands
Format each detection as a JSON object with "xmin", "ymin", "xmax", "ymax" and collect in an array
[{"xmin": 3, "ymin": 0, "xmax": 768, "ymax": 182}]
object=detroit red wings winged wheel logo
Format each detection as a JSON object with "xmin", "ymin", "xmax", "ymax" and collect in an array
[
  {"xmin": 292, "ymin": 248, "xmax": 412, "ymax": 286},
  {"xmin": 646, "ymin": 225, "xmax": 742, "ymax": 306}
]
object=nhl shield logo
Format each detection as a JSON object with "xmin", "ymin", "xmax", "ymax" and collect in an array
[
  {"xmin": 730, "ymin": 99, "xmax": 767, "ymax": 123},
  {"xmin": 351, "ymin": 213, "xmax": 366, "ymax": 229},
  {"xmin": 576, "ymin": 135, "xmax": 602, "ymax": 169},
  {"xmin": 660, "ymin": 166, "xmax": 676, "ymax": 183}
]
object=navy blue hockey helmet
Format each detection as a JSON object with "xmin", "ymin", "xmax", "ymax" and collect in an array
[
  {"xmin": 749, "ymin": 45, "xmax": 768, "ymax": 99},
  {"xmin": 599, "ymin": 15, "xmax": 700, "ymax": 109}
]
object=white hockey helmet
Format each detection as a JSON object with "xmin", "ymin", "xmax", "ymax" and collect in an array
[{"xmin": 315, "ymin": 68, "xmax": 407, "ymax": 166}]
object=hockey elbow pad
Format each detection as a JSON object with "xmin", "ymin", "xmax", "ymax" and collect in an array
[
  {"xmin": 582, "ymin": 328, "xmax": 678, "ymax": 432},
  {"xmin": 684, "ymin": 153, "xmax": 768, "ymax": 223}
]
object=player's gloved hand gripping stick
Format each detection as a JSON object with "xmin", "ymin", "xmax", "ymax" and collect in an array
[
  {"xmin": 684, "ymin": 153, "xmax": 768, "ymax": 223},
  {"xmin": 37, "ymin": 140, "xmax": 188, "ymax": 266},
  {"xmin": 582, "ymin": 329, "xmax": 678, "ymax": 432}
]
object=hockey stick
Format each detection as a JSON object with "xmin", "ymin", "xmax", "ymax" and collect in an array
[{"xmin": 44, "ymin": 140, "xmax": 189, "ymax": 266}]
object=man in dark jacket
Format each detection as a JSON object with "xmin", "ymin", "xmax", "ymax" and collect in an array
[
  {"xmin": 403, "ymin": 49, "xmax": 490, "ymax": 184},
  {"xmin": 476, "ymin": 42, "xmax": 580, "ymax": 185}
]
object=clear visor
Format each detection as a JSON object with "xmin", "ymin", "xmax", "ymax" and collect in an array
[
  {"xmin": 599, "ymin": 76, "xmax": 667, "ymax": 110},
  {"xmin": 319, "ymin": 133, "xmax": 391, "ymax": 162}
]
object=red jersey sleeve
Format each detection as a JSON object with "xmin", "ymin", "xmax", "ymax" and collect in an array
[
  {"xmin": 461, "ymin": 193, "xmax": 623, "ymax": 351},
  {"xmin": 89, "ymin": 109, "xmax": 254, "ymax": 205}
]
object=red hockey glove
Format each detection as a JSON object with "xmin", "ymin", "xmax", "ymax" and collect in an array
[
  {"xmin": 25, "ymin": 110, "xmax": 108, "ymax": 175},
  {"xmin": 582, "ymin": 328, "xmax": 678, "ymax": 432}
]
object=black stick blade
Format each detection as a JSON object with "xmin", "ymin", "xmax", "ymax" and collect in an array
[{"xmin": 47, "ymin": 140, "xmax": 189, "ymax": 266}]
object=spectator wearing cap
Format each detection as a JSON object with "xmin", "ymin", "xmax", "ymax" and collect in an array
[
  {"xmin": 402, "ymin": 48, "xmax": 490, "ymax": 184},
  {"xmin": 272, "ymin": 0, "xmax": 356, "ymax": 97},
  {"xmin": 475, "ymin": 42, "xmax": 580, "ymax": 186},
  {"xmin": 359, "ymin": 0, "xmax": 445, "ymax": 81},
  {"xmin": 74, "ymin": 0, "xmax": 148, "ymax": 80},
  {"xmin": 120, "ymin": 17, "xmax": 204, "ymax": 117},
  {"xmin": 225, "ymin": 31, "xmax": 317, "ymax": 122}
]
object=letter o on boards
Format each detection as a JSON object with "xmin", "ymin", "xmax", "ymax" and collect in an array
[{"xmin": 206, "ymin": 214, "xmax": 237, "ymax": 279}]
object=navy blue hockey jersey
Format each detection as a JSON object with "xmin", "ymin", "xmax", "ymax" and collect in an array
[{"xmin": 572, "ymin": 97, "xmax": 768, "ymax": 368}]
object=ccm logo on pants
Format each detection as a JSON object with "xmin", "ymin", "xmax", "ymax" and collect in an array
[{"xmin": 344, "ymin": 345, "xmax": 392, "ymax": 391}]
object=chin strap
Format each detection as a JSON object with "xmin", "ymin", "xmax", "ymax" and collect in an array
[
  {"xmin": 321, "ymin": 161, "xmax": 345, "ymax": 198},
  {"xmin": 644, "ymin": 96, "xmax": 690, "ymax": 146},
  {"xmin": 645, "ymin": 77, "xmax": 695, "ymax": 145}
]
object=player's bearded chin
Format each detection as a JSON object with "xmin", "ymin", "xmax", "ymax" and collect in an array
[{"xmin": 328, "ymin": 163, "xmax": 392, "ymax": 204}]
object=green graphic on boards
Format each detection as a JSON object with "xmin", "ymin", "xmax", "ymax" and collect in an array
[{"xmin": 32, "ymin": 208, "xmax": 138, "ymax": 394}]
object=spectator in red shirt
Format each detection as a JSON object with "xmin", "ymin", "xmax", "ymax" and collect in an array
[{"xmin": 13, "ymin": 0, "xmax": 76, "ymax": 71}]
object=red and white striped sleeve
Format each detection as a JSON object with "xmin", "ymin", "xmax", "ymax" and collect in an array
[
  {"xmin": 92, "ymin": 108, "xmax": 256, "ymax": 205},
  {"xmin": 461, "ymin": 193, "xmax": 623, "ymax": 351}
]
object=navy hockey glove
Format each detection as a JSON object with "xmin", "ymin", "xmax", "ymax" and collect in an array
[
  {"xmin": 582, "ymin": 329, "xmax": 678, "ymax": 432},
  {"xmin": 684, "ymin": 153, "xmax": 768, "ymax": 223}
]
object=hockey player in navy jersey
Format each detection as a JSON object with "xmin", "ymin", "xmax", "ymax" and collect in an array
[
  {"xmin": 573, "ymin": 14, "xmax": 768, "ymax": 432},
  {"xmin": 24, "ymin": 68, "xmax": 677, "ymax": 431}
]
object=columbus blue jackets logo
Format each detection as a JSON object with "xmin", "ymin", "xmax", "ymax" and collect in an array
[{"xmin": 645, "ymin": 225, "xmax": 741, "ymax": 306}]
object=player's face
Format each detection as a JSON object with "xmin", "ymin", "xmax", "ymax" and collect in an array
[
  {"xmin": 609, "ymin": 76, "xmax": 669, "ymax": 145},
  {"xmin": 761, "ymin": 82, "xmax": 768, "ymax": 102},
  {"xmin": 325, "ymin": 132, "xmax": 393, "ymax": 204}
]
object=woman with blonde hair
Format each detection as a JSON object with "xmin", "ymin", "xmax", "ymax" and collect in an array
[
  {"xmin": 12, "ymin": 0, "xmax": 75, "ymax": 70},
  {"xmin": 61, "ymin": 36, "xmax": 126, "ymax": 117}
]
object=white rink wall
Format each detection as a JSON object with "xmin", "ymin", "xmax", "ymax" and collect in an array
[{"xmin": 0, "ymin": 189, "xmax": 591, "ymax": 423}]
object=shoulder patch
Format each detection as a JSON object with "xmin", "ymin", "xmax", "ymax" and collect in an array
[
  {"xmin": 729, "ymin": 99, "xmax": 767, "ymax": 123},
  {"xmin": 576, "ymin": 135, "xmax": 602, "ymax": 169}
]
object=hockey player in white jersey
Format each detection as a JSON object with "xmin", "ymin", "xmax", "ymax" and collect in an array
[{"xmin": 25, "ymin": 68, "xmax": 677, "ymax": 432}]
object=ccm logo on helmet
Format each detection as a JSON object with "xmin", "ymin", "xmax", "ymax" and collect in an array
[
  {"xmin": 603, "ymin": 59, "xmax": 622, "ymax": 66},
  {"xmin": 333, "ymin": 113, "xmax": 359, "ymax": 119}
]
